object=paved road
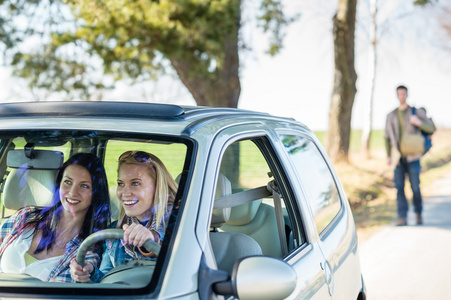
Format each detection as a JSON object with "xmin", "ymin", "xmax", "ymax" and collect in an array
[{"xmin": 359, "ymin": 172, "xmax": 451, "ymax": 299}]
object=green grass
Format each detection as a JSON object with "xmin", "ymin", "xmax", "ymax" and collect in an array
[
  {"xmin": 11, "ymin": 129, "xmax": 386, "ymax": 190},
  {"xmin": 103, "ymin": 141, "xmax": 187, "ymax": 188},
  {"xmin": 238, "ymin": 141, "xmax": 272, "ymax": 187},
  {"xmin": 0, "ymin": 139, "xmax": 188, "ymax": 209},
  {"xmin": 236, "ymin": 129, "xmax": 387, "ymax": 189},
  {"xmin": 6, "ymin": 127, "xmax": 451, "ymax": 243}
]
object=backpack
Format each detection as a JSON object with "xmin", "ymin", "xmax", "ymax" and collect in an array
[{"xmin": 411, "ymin": 107, "xmax": 434, "ymax": 155}]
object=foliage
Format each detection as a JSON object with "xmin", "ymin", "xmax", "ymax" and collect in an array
[
  {"xmin": 0, "ymin": 0, "xmax": 295, "ymax": 102},
  {"xmin": 257, "ymin": 0, "xmax": 297, "ymax": 55},
  {"xmin": 413, "ymin": 0, "xmax": 436, "ymax": 5}
]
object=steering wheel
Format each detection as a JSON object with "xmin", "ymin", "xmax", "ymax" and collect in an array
[{"xmin": 76, "ymin": 229, "xmax": 161, "ymax": 267}]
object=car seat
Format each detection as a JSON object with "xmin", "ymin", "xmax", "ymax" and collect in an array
[
  {"xmin": 209, "ymin": 174, "xmax": 262, "ymax": 274},
  {"xmin": 108, "ymin": 186, "xmax": 121, "ymax": 222},
  {"xmin": 3, "ymin": 148, "xmax": 63, "ymax": 210},
  {"xmin": 219, "ymin": 199, "xmax": 283, "ymax": 258}
]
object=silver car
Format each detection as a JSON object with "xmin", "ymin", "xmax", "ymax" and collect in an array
[{"xmin": 0, "ymin": 101, "xmax": 366, "ymax": 299}]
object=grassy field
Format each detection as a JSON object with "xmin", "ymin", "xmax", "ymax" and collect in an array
[
  {"xmin": 315, "ymin": 129, "xmax": 451, "ymax": 241},
  {"xmin": 237, "ymin": 128, "xmax": 451, "ymax": 240},
  {"xmin": 219, "ymin": 129, "xmax": 451, "ymax": 241},
  {"xmin": 11, "ymin": 128, "xmax": 450, "ymax": 242},
  {"xmin": 103, "ymin": 141, "xmax": 187, "ymax": 188}
]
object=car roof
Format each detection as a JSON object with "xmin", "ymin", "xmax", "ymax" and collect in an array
[
  {"xmin": 0, "ymin": 101, "xmax": 273, "ymax": 119},
  {"xmin": 0, "ymin": 101, "xmax": 185, "ymax": 120},
  {"xmin": 0, "ymin": 101, "xmax": 306, "ymax": 136}
]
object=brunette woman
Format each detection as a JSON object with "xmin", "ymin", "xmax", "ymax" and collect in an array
[{"xmin": 0, "ymin": 153, "xmax": 110, "ymax": 282}]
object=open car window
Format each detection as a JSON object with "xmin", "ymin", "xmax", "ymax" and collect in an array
[
  {"xmin": 0, "ymin": 129, "xmax": 193, "ymax": 295},
  {"xmin": 210, "ymin": 137, "xmax": 306, "ymax": 274}
]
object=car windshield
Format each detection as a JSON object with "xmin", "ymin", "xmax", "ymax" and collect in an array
[{"xmin": 0, "ymin": 129, "xmax": 192, "ymax": 295}]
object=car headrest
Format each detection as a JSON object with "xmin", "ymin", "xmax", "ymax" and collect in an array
[
  {"xmin": 210, "ymin": 174, "xmax": 232, "ymax": 228},
  {"xmin": 176, "ymin": 172, "xmax": 232, "ymax": 228},
  {"xmin": 109, "ymin": 185, "xmax": 121, "ymax": 222},
  {"xmin": 3, "ymin": 149, "xmax": 64, "ymax": 210},
  {"xmin": 3, "ymin": 169, "xmax": 58, "ymax": 210}
]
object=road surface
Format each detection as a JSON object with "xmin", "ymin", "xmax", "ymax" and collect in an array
[{"xmin": 359, "ymin": 172, "xmax": 451, "ymax": 299}]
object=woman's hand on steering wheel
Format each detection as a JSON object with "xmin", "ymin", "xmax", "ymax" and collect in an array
[
  {"xmin": 75, "ymin": 229, "xmax": 161, "ymax": 274},
  {"xmin": 122, "ymin": 223, "xmax": 156, "ymax": 248},
  {"xmin": 70, "ymin": 259, "xmax": 93, "ymax": 283}
]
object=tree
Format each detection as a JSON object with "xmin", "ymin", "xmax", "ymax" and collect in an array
[
  {"xmin": 435, "ymin": 2, "xmax": 451, "ymax": 47},
  {"xmin": 0, "ymin": 0, "xmax": 294, "ymax": 107},
  {"xmin": 325, "ymin": 0, "xmax": 358, "ymax": 163},
  {"xmin": 359, "ymin": 0, "xmax": 437, "ymax": 158},
  {"xmin": 360, "ymin": 0, "xmax": 378, "ymax": 159},
  {"xmin": 326, "ymin": 0, "xmax": 434, "ymax": 162}
]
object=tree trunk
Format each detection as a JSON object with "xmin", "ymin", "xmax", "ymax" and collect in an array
[
  {"xmin": 361, "ymin": 0, "xmax": 378, "ymax": 158},
  {"xmin": 170, "ymin": 31, "xmax": 240, "ymax": 108},
  {"xmin": 326, "ymin": 0, "xmax": 358, "ymax": 163},
  {"xmin": 170, "ymin": 14, "xmax": 241, "ymax": 185},
  {"xmin": 170, "ymin": 11, "xmax": 241, "ymax": 186}
]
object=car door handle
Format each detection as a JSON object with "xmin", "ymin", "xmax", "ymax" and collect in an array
[{"xmin": 320, "ymin": 261, "xmax": 334, "ymax": 296}]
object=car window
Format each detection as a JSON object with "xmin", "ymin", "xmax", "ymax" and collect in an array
[
  {"xmin": 211, "ymin": 137, "xmax": 306, "ymax": 274},
  {"xmin": 104, "ymin": 139, "xmax": 187, "ymax": 190},
  {"xmin": 0, "ymin": 129, "xmax": 192, "ymax": 294},
  {"xmin": 279, "ymin": 134, "xmax": 342, "ymax": 235}
]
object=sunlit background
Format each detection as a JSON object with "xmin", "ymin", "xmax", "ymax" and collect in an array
[{"xmin": 0, "ymin": 0, "xmax": 449, "ymax": 131}]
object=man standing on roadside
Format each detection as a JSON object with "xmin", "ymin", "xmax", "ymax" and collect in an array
[{"xmin": 385, "ymin": 85, "xmax": 435, "ymax": 226}]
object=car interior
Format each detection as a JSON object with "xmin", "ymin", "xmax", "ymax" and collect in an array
[
  {"xmin": 0, "ymin": 130, "xmax": 190, "ymax": 291},
  {"xmin": 209, "ymin": 174, "xmax": 263, "ymax": 275},
  {"xmin": 208, "ymin": 138, "xmax": 303, "ymax": 276},
  {"xmin": 0, "ymin": 130, "xmax": 302, "ymax": 295}
]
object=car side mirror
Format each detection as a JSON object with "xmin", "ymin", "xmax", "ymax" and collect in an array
[{"xmin": 213, "ymin": 256, "xmax": 297, "ymax": 300}]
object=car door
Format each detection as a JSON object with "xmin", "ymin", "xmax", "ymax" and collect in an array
[
  {"xmin": 205, "ymin": 123, "xmax": 332, "ymax": 299},
  {"xmin": 276, "ymin": 130, "xmax": 363, "ymax": 300}
]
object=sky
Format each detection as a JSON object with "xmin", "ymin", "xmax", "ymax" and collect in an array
[
  {"xmin": 0, "ymin": 0, "xmax": 450, "ymax": 131},
  {"xmin": 236, "ymin": 0, "xmax": 451, "ymax": 131}
]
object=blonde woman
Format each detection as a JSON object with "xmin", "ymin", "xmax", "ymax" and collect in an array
[{"xmin": 70, "ymin": 151, "xmax": 177, "ymax": 283}]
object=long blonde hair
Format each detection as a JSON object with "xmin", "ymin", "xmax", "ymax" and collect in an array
[{"xmin": 116, "ymin": 151, "xmax": 178, "ymax": 229}]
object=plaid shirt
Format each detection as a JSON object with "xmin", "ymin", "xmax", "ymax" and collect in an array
[{"xmin": 0, "ymin": 206, "xmax": 100, "ymax": 283}]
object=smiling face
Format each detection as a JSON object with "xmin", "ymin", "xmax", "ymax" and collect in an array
[
  {"xmin": 59, "ymin": 164, "xmax": 93, "ymax": 218},
  {"xmin": 117, "ymin": 163, "xmax": 156, "ymax": 222}
]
